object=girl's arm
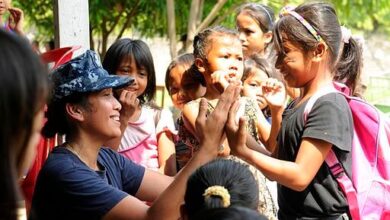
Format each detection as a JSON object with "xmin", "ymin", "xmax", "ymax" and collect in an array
[
  {"xmin": 157, "ymin": 132, "xmax": 177, "ymax": 176},
  {"xmin": 227, "ymin": 111, "xmax": 333, "ymax": 191},
  {"xmin": 259, "ymin": 78, "xmax": 287, "ymax": 154},
  {"xmin": 104, "ymin": 84, "xmax": 241, "ymax": 220}
]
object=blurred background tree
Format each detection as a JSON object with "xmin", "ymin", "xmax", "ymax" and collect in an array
[{"xmin": 14, "ymin": 0, "xmax": 390, "ymax": 57}]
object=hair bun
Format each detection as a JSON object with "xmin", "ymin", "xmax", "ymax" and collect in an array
[{"xmin": 203, "ymin": 185, "xmax": 231, "ymax": 207}]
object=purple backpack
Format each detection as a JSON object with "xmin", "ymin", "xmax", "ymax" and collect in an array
[{"xmin": 304, "ymin": 82, "xmax": 390, "ymax": 220}]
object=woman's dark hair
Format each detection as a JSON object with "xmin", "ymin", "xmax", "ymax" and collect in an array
[
  {"xmin": 103, "ymin": 38, "xmax": 156, "ymax": 103},
  {"xmin": 191, "ymin": 206, "xmax": 268, "ymax": 220},
  {"xmin": 193, "ymin": 26, "xmax": 239, "ymax": 60},
  {"xmin": 273, "ymin": 2, "xmax": 363, "ymax": 96},
  {"xmin": 42, "ymin": 93, "xmax": 91, "ymax": 138},
  {"xmin": 0, "ymin": 29, "xmax": 49, "ymax": 220},
  {"xmin": 236, "ymin": 3, "xmax": 275, "ymax": 34},
  {"xmin": 184, "ymin": 159, "xmax": 259, "ymax": 218}
]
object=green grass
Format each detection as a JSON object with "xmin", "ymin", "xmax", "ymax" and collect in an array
[{"xmin": 365, "ymin": 75, "xmax": 390, "ymax": 116}]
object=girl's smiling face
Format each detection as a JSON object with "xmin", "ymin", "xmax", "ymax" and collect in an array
[
  {"xmin": 168, "ymin": 65, "xmax": 192, "ymax": 110},
  {"xmin": 116, "ymin": 56, "xmax": 148, "ymax": 97},
  {"xmin": 275, "ymin": 40, "xmax": 314, "ymax": 88},
  {"xmin": 168, "ymin": 64, "xmax": 206, "ymax": 110}
]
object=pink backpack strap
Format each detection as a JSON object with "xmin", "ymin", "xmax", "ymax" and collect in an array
[
  {"xmin": 326, "ymin": 150, "xmax": 360, "ymax": 220},
  {"xmin": 303, "ymin": 83, "xmax": 360, "ymax": 220}
]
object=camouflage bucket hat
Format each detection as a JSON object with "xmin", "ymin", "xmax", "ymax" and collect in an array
[{"xmin": 50, "ymin": 50, "xmax": 133, "ymax": 100}]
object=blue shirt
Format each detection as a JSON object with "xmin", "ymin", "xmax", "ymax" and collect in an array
[{"xmin": 30, "ymin": 146, "xmax": 145, "ymax": 220}]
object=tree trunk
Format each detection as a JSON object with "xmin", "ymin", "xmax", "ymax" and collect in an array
[
  {"xmin": 184, "ymin": 0, "xmax": 227, "ymax": 53},
  {"xmin": 166, "ymin": 0, "xmax": 177, "ymax": 58},
  {"xmin": 184, "ymin": 0, "xmax": 201, "ymax": 52},
  {"xmin": 194, "ymin": 0, "xmax": 228, "ymax": 34}
]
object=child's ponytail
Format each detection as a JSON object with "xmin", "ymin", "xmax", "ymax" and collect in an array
[{"xmin": 334, "ymin": 33, "xmax": 364, "ymax": 97}]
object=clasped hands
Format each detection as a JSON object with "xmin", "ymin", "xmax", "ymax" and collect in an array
[{"xmin": 200, "ymin": 76, "xmax": 287, "ymax": 158}]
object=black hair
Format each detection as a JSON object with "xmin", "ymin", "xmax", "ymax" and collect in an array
[
  {"xmin": 236, "ymin": 3, "xmax": 275, "ymax": 34},
  {"xmin": 242, "ymin": 55, "xmax": 278, "ymax": 82},
  {"xmin": 184, "ymin": 159, "xmax": 259, "ymax": 218},
  {"xmin": 243, "ymin": 55, "xmax": 279, "ymax": 117},
  {"xmin": 193, "ymin": 26, "xmax": 239, "ymax": 60},
  {"xmin": 273, "ymin": 2, "xmax": 363, "ymax": 96},
  {"xmin": 103, "ymin": 38, "xmax": 156, "ymax": 104},
  {"xmin": 42, "ymin": 92, "xmax": 91, "ymax": 138},
  {"xmin": 0, "ymin": 29, "xmax": 49, "ymax": 220},
  {"xmin": 165, "ymin": 53, "xmax": 195, "ymax": 94},
  {"xmin": 191, "ymin": 206, "xmax": 268, "ymax": 220},
  {"xmin": 165, "ymin": 53, "xmax": 206, "ymax": 96}
]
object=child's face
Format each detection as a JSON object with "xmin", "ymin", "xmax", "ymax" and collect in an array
[
  {"xmin": 236, "ymin": 11, "xmax": 271, "ymax": 58},
  {"xmin": 168, "ymin": 65, "xmax": 192, "ymax": 110},
  {"xmin": 202, "ymin": 35, "xmax": 244, "ymax": 84},
  {"xmin": 116, "ymin": 56, "xmax": 147, "ymax": 97},
  {"xmin": 242, "ymin": 69, "xmax": 269, "ymax": 110},
  {"xmin": 0, "ymin": 0, "xmax": 11, "ymax": 16},
  {"xmin": 275, "ymin": 40, "xmax": 313, "ymax": 88},
  {"xmin": 169, "ymin": 65, "xmax": 205, "ymax": 110}
]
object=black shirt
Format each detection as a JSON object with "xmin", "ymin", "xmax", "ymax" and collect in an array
[{"xmin": 277, "ymin": 93, "xmax": 353, "ymax": 219}]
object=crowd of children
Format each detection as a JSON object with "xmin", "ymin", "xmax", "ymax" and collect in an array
[{"xmin": 1, "ymin": 1, "xmax": 377, "ymax": 220}]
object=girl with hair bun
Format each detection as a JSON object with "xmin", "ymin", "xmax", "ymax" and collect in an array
[{"xmin": 181, "ymin": 159, "xmax": 259, "ymax": 219}]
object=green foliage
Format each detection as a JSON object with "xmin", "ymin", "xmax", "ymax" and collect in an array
[
  {"xmin": 13, "ymin": 0, "xmax": 54, "ymax": 42},
  {"xmin": 13, "ymin": 0, "xmax": 390, "ymax": 47}
]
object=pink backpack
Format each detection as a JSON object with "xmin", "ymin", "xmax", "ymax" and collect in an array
[{"xmin": 304, "ymin": 82, "xmax": 390, "ymax": 220}]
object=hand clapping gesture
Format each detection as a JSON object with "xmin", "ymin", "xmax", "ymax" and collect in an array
[
  {"xmin": 225, "ymin": 100, "xmax": 250, "ymax": 159},
  {"xmin": 195, "ymin": 81, "xmax": 241, "ymax": 154}
]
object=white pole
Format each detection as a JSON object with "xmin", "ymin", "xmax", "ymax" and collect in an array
[{"xmin": 54, "ymin": 0, "xmax": 89, "ymax": 56}]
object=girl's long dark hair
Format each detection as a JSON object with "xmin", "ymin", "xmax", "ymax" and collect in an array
[
  {"xmin": 0, "ymin": 29, "xmax": 49, "ymax": 220},
  {"xmin": 103, "ymin": 38, "xmax": 156, "ymax": 104},
  {"xmin": 273, "ymin": 2, "xmax": 363, "ymax": 96}
]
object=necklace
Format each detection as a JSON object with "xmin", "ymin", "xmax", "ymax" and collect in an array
[
  {"xmin": 65, "ymin": 143, "xmax": 100, "ymax": 171},
  {"xmin": 65, "ymin": 143, "xmax": 83, "ymax": 160}
]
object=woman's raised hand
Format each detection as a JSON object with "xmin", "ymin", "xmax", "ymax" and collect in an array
[
  {"xmin": 225, "ymin": 99, "xmax": 250, "ymax": 158},
  {"xmin": 195, "ymin": 81, "xmax": 241, "ymax": 153}
]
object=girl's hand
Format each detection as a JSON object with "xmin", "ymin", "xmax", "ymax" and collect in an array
[
  {"xmin": 211, "ymin": 70, "xmax": 230, "ymax": 93},
  {"xmin": 261, "ymin": 78, "xmax": 286, "ymax": 111},
  {"xmin": 8, "ymin": 7, "xmax": 24, "ymax": 35},
  {"xmin": 225, "ymin": 100, "xmax": 251, "ymax": 158},
  {"xmin": 211, "ymin": 70, "xmax": 241, "ymax": 93},
  {"xmin": 118, "ymin": 89, "xmax": 139, "ymax": 122}
]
